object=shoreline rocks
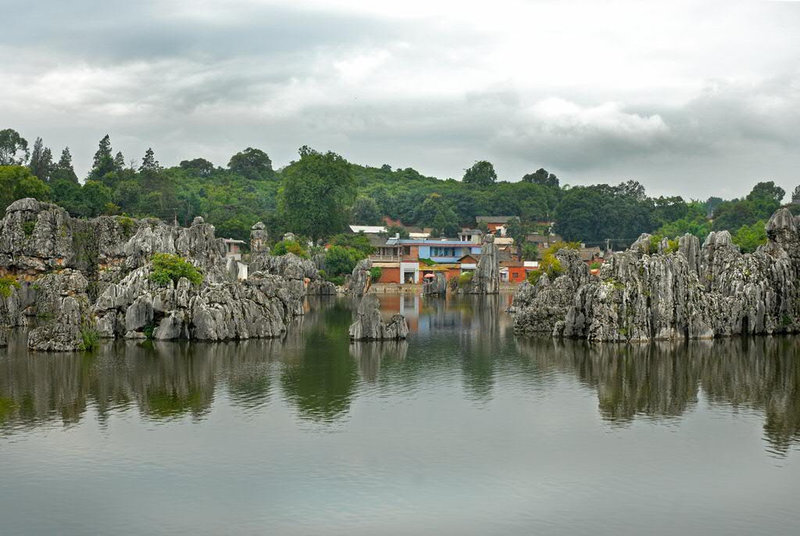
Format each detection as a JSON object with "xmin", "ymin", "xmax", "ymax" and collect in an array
[
  {"xmin": 512, "ymin": 208, "xmax": 800, "ymax": 342},
  {"xmin": 349, "ymin": 294, "xmax": 408, "ymax": 341},
  {"xmin": 0, "ymin": 198, "xmax": 336, "ymax": 350}
]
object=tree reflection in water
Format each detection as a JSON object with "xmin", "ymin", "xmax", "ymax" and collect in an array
[
  {"xmin": 516, "ymin": 337, "xmax": 800, "ymax": 454},
  {"xmin": 1, "ymin": 296, "xmax": 800, "ymax": 455},
  {"xmin": 280, "ymin": 300, "xmax": 358, "ymax": 423}
]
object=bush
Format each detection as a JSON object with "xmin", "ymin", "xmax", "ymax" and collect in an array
[
  {"xmin": 0, "ymin": 275, "xmax": 20, "ymax": 298},
  {"xmin": 22, "ymin": 220, "xmax": 35, "ymax": 237},
  {"xmin": 117, "ymin": 215, "xmax": 137, "ymax": 237},
  {"xmin": 458, "ymin": 272, "xmax": 474, "ymax": 288},
  {"xmin": 733, "ymin": 220, "xmax": 767, "ymax": 253},
  {"xmin": 324, "ymin": 245, "xmax": 363, "ymax": 279},
  {"xmin": 273, "ymin": 239, "xmax": 308, "ymax": 258},
  {"xmin": 329, "ymin": 233, "xmax": 374, "ymax": 256},
  {"xmin": 78, "ymin": 327, "xmax": 99, "ymax": 351},
  {"xmin": 327, "ymin": 275, "xmax": 345, "ymax": 286},
  {"xmin": 527, "ymin": 246, "xmax": 567, "ymax": 285},
  {"xmin": 150, "ymin": 253, "xmax": 203, "ymax": 286},
  {"xmin": 369, "ymin": 266, "xmax": 382, "ymax": 282}
]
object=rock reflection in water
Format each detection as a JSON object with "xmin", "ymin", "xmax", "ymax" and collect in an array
[
  {"xmin": 517, "ymin": 336, "xmax": 800, "ymax": 454},
  {"xmin": 2, "ymin": 293, "xmax": 800, "ymax": 456},
  {"xmin": 350, "ymin": 341, "xmax": 408, "ymax": 383}
]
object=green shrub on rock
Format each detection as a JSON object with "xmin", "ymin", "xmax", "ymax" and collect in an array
[
  {"xmin": 149, "ymin": 253, "xmax": 203, "ymax": 286},
  {"xmin": 0, "ymin": 275, "xmax": 20, "ymax": 298}
]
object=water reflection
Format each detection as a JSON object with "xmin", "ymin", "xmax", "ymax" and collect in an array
[
  {"xmin": 1, "ymin": 295, "xmax": 799, "ymax": 455},
  {"xmin": 280, "ymin": 301, "xmax": 358, "ymax": 422},
  {"xmin": 517, "ymin": 337, "xmax": 800, "ymax": 454}
]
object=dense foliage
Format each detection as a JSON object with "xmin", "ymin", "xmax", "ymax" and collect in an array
[
  {"xmin": 0, "ymin": 128, "xmax": 795, "ymax": 255},
  {"xmin": 149, "ymin": 253, "xmax": 204, "ymax": 286}
]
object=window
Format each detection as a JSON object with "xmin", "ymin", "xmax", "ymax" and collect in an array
[{"xmin": 431, "ymin": 247, "xmax": 455, "ymax": 257}]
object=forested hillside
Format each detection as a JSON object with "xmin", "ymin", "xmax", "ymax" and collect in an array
[{"xmin": 0, "ymin": 128, "xmax": 794, "ymax": 253}]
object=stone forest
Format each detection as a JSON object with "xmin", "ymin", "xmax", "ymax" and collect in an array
[{"xmin": 1, "ymin": 197, "xmax": 799, "ymax": 351}]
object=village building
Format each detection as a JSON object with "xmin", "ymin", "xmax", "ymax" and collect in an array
[
  {"xmin": 223, "ymin": 238, "xmax": 246, "ymax": 261},
  {"xmin": 475, "ymin": 215, "xmax": 520, "ymax": 236},
  {"xmin": 459, "ymin": 228, "xmax": 484, "ymax": 243},
  {"xmin": 368, "ymin": 237, "xmax": 483, "ymax": 284}
]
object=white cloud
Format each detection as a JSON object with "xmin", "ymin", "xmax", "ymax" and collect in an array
[{"xmin": 1, "ymin": 0, "xmax": 799, "ymax": 197}]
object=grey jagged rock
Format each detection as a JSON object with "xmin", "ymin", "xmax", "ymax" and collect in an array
[
  {"xmin": 250, "ymin": 222, "xmax": 269, "ymax": 253},
  {"xmin": 250, "ymin": 251, "xmax": 336, "ymax": 296},
  {"xmin": 349, "ymin": 294, "xmax": 408, "ymax": 341},
  {"xmin": 94, "ymin": 265, "xmax": 305, "ymax": 341},
  {"xmin": 347, "ymin": 258, "xmax": 372, "ymax": 297},
  {"xmin": 423, "ymin": 271, "xmax": 447, "ymax": 297},
  {"xmin": 27, "ymin": 269, "xmax": 90, "ymax": 351},
  {"xmin": 0, "ymin": 198, "xmax": 337, "ymax": 350},
  {"xmin": 513, "ymin": 208, "xmax": 800, "ymax": 342},
  {"xmin": 460, "ymin": 234, "xmax": 499, "ymax": 294}
]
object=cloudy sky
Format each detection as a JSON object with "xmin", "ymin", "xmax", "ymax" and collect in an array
[{"xmin": 2, "ymin": 0, "xmax": 799, "ymax": 199}]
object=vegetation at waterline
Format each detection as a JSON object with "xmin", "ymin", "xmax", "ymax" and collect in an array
[
  {"xmin": 149, "ymin": 253, "xmax": 204, "ymax": 286},
  {"xmin": 78, "ymin": 326, "xmax": 100, "ymax": 352},
  {"xmin": 0, "ymin": 127, "xmax": 794, "ymax": 255}
]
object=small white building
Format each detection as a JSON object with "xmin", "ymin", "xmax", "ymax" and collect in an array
[{"xmin": 223, "ymin": 238, "xmax": 246, "ymax": 261}]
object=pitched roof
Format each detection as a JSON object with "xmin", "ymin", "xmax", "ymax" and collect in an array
[
  {"xmin": 349, "ymin": 225, "xmax": 387, "ymax": 234},
  {"xmin": 475, "ymin": 216, "xmax": 520, "ymax": 223}
]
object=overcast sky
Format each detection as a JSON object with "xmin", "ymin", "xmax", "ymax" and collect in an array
[{"xmin": 2, "ymin": 0, "xmax": 799, "ymax": 200}]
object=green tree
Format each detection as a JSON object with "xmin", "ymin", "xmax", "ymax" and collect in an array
[
  {"xmin": 0, "ymin": 166, "xmax": 50, "ymax": 212},
  {"xmin": 51, "ymin": 147, "xmax": 78, "ymax": 183},
  {"xmin": 278, "ymin": 147, "xmax": 356, "ymax": 241},
  {"xmin": 228, "ymin": 147, "xmax": 275, "ymax": 180},
  {"xmin": 179, "ymin": 158, "xmax": 215, "ymax": 177},
  {"xmin": 462, "ymin": 160, "xmax": 497, "ymax": 186},
  {"xmin": 139, "ymin": 148, "xmax": 161, "ymax": 174},
  {"xmin": 712, "ymin": 200, "xmax": 755, "ymax": 232},
  {"xmin": 89, "ymin": 134, "xmax": 116, "ymax": 182},
  {"xmin": 80, "ymin": 180, "xmax": 114, "ymax": 217},
  {"xmin": 351, "ymin": 196, "xmax": 381, "ymax": 225},
  {"xmin": 383, "ymin": 224, "xmax": 409, "ymax": 239},
  {"xmin": 328, "ymin": 233, "xmax": 374, "ymax": 256},
  {"xmin": 521, "ymin": 243, "xmax": 539, "ymax": 261},
  {"xmin": 521, "ymin": 168, "xmax": 559, "ymax": 187},
  {"xmin": 113, "ymin": 151, "xmax": 126, "ymax": 172},
  {"xmin": 732, "ymin": 220, "xmax": 767, "ymax": 253},
  {"xmin": 28, "ymin": 138, "xmax": 53, "ymax": 182},
  {"xmin": 417, "ymin": 193, "xmax": 459, "ymax": 237},
  {"xmin": 323, "ymin": 245, "xmax": 364, "ymax": 279},
  {"xmin": 0, "ymin": 129, "xmax": 29, "ymax": 165}
]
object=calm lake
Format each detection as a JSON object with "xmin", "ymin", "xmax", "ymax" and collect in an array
[{"xmin": 1, "ymin": 294, "xmax": 799, "ymax": 535}]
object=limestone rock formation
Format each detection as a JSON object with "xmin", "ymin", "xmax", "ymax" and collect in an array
[
  {"xmin": 460, "ymin": 234, "xmax": 499, "ymax": 294},
  {"xmin": 93, "ymin": 265, "xmax": 305, "ymax": 341},
  {"xmin": 423, "ymin": 272, "xmax": 447, "ymax": 297},
  {"xmin": 513, "ymin": 208, "xmax": 800, "ymax": 342},
  {"xmin": 0, "ymin": 198, "xmax": 335, "ymax": 350},
  {"xmin": 347, "ymin": 258, "xmax": 372, "ymax": 297},
  {"xmin": 349, "ymin": 294, "xmax": 408, "ymax": 341},
  {"xmin": 250, "ymin": 222, "xmax": 269, "ymax": 253}
]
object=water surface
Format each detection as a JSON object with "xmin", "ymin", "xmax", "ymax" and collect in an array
[{"xmin": 1, "ymin": 295, "xmax": 799, "ymax": 535}]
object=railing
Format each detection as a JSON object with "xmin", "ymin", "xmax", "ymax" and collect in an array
[{"xmin": 369, "ymin": 255, "xmax": 401, "ymax": 261}]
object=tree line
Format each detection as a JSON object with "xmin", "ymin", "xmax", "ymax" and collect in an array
[{"xmin": 0, "ymin": 128, "xmax": 795, "ymax": 256}]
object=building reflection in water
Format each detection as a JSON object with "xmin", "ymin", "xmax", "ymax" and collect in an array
[{"xmin": 1, "ymin": 295, "xmax": 799, "ymax": 455}]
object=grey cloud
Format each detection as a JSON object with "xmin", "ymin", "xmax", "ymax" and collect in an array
[{"xmin": 5, "ymin": 1, "xmax": 403, "ymax": 63}]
